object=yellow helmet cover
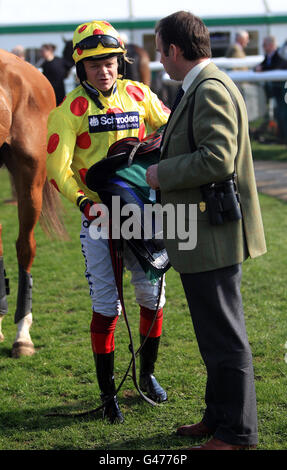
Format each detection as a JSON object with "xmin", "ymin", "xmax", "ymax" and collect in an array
[{"xmin": 72, "ymin": 20, "xmax": 126, "ymax": 63}]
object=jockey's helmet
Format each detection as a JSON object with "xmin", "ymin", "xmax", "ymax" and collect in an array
[{"xmin": 72, "ymin": 21, "xmax": 126, "ymax": 64}]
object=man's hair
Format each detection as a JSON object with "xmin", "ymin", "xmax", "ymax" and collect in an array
[
  {"xmin": 155, "ymin": 11, "xmax": 211, "ymax": 60},
  {"xmin": 41, "ymin": 43, "xmax": 56, "ymax": 52},
  {"xmin": 235, "ymin": 30, "xmax": 249, "ymax": 42}
]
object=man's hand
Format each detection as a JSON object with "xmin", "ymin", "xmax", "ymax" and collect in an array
[{"xmin": 146, "ymin": 164, "xmax": 160, "ymax": 189}]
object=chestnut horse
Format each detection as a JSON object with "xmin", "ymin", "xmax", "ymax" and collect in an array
[{"xmin": 0, "ymin": 49, "xmax": 67, "ymax": 358}]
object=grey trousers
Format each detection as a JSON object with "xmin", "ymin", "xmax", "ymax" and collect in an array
[{"xmin": 180, "ymin": 264, "xmax": 258, "ymax": 446}]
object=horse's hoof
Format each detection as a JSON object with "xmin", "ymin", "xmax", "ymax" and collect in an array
[{"xmin": 11, "ymin": 341, "xmax": 35, "ymax": 358}]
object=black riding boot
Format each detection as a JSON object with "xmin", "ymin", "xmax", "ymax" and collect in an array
[
  {"xmin": 94, "ymin": 351, "xmax": 124, "ymax": 424},
  {"xmin": 139, "ymin": 335, "xmax": 167, "ymax": 402}
]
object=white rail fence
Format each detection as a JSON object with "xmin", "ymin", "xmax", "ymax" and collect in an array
[
  {"xmin": 64, "ymin": 56, "xmax": 287, "ymax": 122},
  {"xmin": 151, "ymin": 56, "xmax": 287, "ymax": 122}
]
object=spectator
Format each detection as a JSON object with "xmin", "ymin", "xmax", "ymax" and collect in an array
[
  {"xmin": 255, "ymin": 36, "xmax": 287, "ymax": 72},
  {"xmin": 226, "ymin": 30, "xmax": 249, "ymax": 60},
  {"xmin": 226, "ymin": 30, "xmax": 250, "ymax": 100},
  {"xmin": 40, "ymin": 44, "xmax": 68, "ymax": 105},
  {"xmin": 11, "ymin": 45, "xmax": 26, "ymax": 60},
  {"xmin": 255, "ymin": 36, "xmax": 287, "ymax": 143}
]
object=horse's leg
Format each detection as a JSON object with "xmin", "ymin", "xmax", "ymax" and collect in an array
[
  {"xmin": 10, "ymin": 161, "xmax": 45, "ymax": 358},
  {"xmin": 0, "ymin": 90, "xmax": 12, "ymax": 342},
  {"xmin": 0, "ymin": 224, "xmax": 9, "ymax": 342},
  {"xmin": 4, "ymin": 173, "xmax": 17, "ymax": 205}
]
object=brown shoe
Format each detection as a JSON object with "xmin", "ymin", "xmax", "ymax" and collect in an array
[
  {"xmin": 190, "ymin": 437, "xmax": 257, "ymax": 450},
  {"xmin": 176, "ymin": 421, "xmax": 213, "ymax": 437}
]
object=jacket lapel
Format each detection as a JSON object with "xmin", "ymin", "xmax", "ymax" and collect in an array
[{"xmin": 160, "ymin": 62, "xmax": 219, "ymax": 157}]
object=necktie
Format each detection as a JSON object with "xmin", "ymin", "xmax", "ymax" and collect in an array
[{"xmin": 170, "ymin": 87, "xmax": 184, "ymax": 116}]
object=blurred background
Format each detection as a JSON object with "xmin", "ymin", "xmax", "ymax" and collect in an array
[{"xmin": 1, "ymin": 0, "xmax": 287, "ymax": 143}]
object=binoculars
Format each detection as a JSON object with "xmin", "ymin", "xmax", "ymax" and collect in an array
[{"xmin": 200, "ymin": 177, "xmax": 242, "ymax": 226}]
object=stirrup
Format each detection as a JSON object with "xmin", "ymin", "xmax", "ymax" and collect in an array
[{"xmin": 140, "ymin": 374, "xmax": 167, "ymax": 403}]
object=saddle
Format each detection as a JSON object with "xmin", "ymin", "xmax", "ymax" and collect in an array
[{"xmin": 85, "ymin": 126, "xmax": 170, "ymax": 283}]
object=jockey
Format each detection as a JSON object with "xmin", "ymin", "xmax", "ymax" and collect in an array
[{"xmin": 46, "ymin": 20, "xmax": 170, "ymax": 423}]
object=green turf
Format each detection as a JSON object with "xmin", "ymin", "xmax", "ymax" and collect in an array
[
  {"xmin": 0, "ymin": 166, "xmax": 286, "ymax": 451},
  {"xmin": 251, "ymin": 140, "xmax": 287, "ymax": 162}
]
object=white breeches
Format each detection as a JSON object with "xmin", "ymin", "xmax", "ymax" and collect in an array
[{"xmin": 80, "ymin": 216, "xmax": 166, "ymax": 317}]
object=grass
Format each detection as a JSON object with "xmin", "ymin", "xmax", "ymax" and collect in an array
[
  {"xmin": 0, "ymin": 164, "xmax": 287, "ymax": 451},
  {"xmin": 251, "ymin": 140, "xmax": 287, "ymax": 162},
  {"xmin": 250, "ymin": 118, "xmax": 287, "ymax": 162}
]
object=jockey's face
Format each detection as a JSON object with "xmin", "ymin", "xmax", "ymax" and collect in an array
[{"xmin": 83, "ymin": 56, "xmax": 118, "ymax": 92}]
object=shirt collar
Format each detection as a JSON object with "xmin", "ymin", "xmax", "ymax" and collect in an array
[{"xmin": 182, "ymin": 58, "xmax": 211, "ymax": 93}]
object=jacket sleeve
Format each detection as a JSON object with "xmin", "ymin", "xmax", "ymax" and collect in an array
[
  {"xmin": 46, "ymin": 108, "xmax": 84, "ymax": 205},
  {"xmin": 158, "ymin": 81, "xmax": 238, "ymax": 191}
]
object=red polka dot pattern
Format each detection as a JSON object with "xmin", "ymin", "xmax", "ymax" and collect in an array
[
  {"xmin": 160, "ymin": 101, "xmax": 171, "ymax": 114},
  {"xmin": 70, "ymin": 97, "xmax": 89, "ymax": 116},
  {"xmin": 107, "ymin": 107, "xmax": 124, "ymax": 114},
  {"xmin": 79, "ymin": 168, "xmax": 88, "ymax": 184},
  {"xmin": 50, "ymin": 179, "xmax": 60, "ymax": 192},
  {"xmin": 93, "ymin": 29, "xmax": 104, "ymax": 35},
  {"xmin": 47, "ymin": 133, "xmax": 60, "ymax": 153},
  {"xmin": 126, "ymin": 85, "xmax": 145, "ymax": 102},
  {"xmin": 78, "ymin": 25, "xmax": 87, "ymax": 33},
  {"xmin": 138, "ymin": 123, "xmax": 146, "ymax": 141},
  {"xmin": 76, "ymin": 132, "xmax": 91, "ymax": 149}
]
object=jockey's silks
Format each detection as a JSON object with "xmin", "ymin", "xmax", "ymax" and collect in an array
[{"xmin": 46, "ymin": 79, "xmax": 170, "ymax": 206}]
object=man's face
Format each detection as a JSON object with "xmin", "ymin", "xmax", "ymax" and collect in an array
[
  {"xmin": 83, "ymin": 55, "xmax": 118, "ymax": 92},
  {"xmin": 238, "ymin": 33, "xmax": 249, "ymax": 49},
  {"xmin": 41, "ymin": 47, "xmax": 51, "ymax": 60},
  {"xmin": 156, "ymin": 33, "xmax": 174, "ymax": 79},
  {"xmin": 156, "ymin": 33, "xmax": 184, "ymax": 81},
  {"xmin": 263, "ymin": 40, "xmax": 275, "ymax": 55}
]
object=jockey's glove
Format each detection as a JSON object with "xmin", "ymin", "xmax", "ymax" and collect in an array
[{"xmin": 77, "ymin": 195, "xmax": 102, "ymax": 221}]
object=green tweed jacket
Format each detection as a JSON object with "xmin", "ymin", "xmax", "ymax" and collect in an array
[{"xmin": 158, "ymin": 62, "xmax": 267, "ymax": 273}]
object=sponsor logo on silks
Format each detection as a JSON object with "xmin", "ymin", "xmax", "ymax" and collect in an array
[{"xmin": 88, "ymin": 112, "xmax": 140, "ymax": 133}]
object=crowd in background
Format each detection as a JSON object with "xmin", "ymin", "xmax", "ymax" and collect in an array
[{"xmin": 9, "ymin": 31, "xmax": 287, "ymax": 144}]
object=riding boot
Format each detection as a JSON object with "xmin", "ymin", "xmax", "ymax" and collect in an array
[
  {"xmin": 94, "ymin": 351, "xmax": 124, "ymax": 424},
  {"xmin": 139, "ymin": 335, "xmax": 167, "ymax": 402}
]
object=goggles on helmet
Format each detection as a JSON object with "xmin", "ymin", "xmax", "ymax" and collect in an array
[{"xmin": 74, "ymin": 34, "xmax": 123, "ymax": 52}]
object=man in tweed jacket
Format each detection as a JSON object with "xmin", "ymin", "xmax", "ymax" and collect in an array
[{"xmin": 146, "ymin": 11, "xmax": 266, "ymax": 450}]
